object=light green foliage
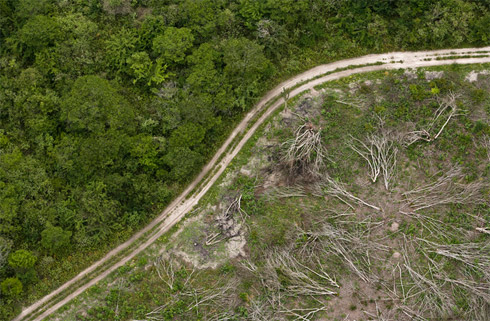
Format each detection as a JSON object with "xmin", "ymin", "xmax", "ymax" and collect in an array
[
  {"xmin": 127, "ymin": 51, "xmax": 153, "ymax": 84},
  {"xmin": 41, "ymin": 226, "xmax": 72, "ymax": 256},
  {"xmin": 152, "ymin": 27, "xmax": 194, "ymax": 64},
  {"xmin": 151, "ymin": 58, "xmax": 171, "ymax": 85},
  {"xmin": 423, "ymin": 0, "xmax": 475, "ymax": 46},
  {"xmin": 105, "ymin": 28, "xmax": 138, "ymax": 72},
  {"xmin": 129, "ymin": 134, "xmax": 160, "ymax": 169},
  {"xmin": 186, "ymin": 43, "xmax": 221, "ymax": 89},
  {"xmin": 8, "ymin": 250, "xmax": 37, "ymax": 270},
  {"xmin": 239, "ymin": 0, "xmax": 263, "ymax": 29},
  {"xmin": 127, "ymin": 52, "xmax": 170, "ymax": 86}
]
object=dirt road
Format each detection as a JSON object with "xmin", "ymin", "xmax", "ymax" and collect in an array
[{"xmin": 15, "ymin": 47, "xmax": 490, "ymax": 321}]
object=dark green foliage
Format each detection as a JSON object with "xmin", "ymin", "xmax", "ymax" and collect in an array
[
  {"xmin": 41, "ymin": 226, "xmax": 72, "ymax": 256},
  {"xmin": 14, "ymin": 15, "xmax": 61, "ymax": 59},
  {"xmin": 0, "ymin": 277, "xmax": 22, "ymax": 299},
  {"xmin": 61, "ymin": 75, "xmax": 133, "ymax": 133}
]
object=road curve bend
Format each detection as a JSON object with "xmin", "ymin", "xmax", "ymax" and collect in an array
[{"xmin": 15, "ymin": 47, "xmax": 490, "ymax": 321}]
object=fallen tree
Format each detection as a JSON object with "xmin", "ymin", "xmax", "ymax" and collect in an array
[
  {"xmin": 402, "ymin": 166, "xmax": 486, "ymax": 212},
  {"xmin": 403, "ymin": 92, "xmax": 463, "ymax": 146},
  {"xmin": 348, "ymin": 131, "xmax": 398, "ymax": 190}
]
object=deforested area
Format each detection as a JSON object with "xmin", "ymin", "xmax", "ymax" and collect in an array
[{"xmin": 48, "ymin": 66, "xmax": 490, "ymax": 321}]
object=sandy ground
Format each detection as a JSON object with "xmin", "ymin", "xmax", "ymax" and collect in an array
[{"xmin": 15, "ymin": 47, "xmax": 490, "ymax": 321}]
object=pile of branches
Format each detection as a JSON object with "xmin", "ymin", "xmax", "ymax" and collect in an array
[
  {"xmin": 240, "ymin": 249, "xmax": 336, "ymax": 321},
  {"xmin": 296, "ymin": 222, "xmax": 387, "ymax": 284},
  {"xmin": 281, "ymin": 122, "xmax": 327, "ymax": 179},
  {"xmin": 313, "ymin": 175, "xmax": 381, "ymax": 211}
]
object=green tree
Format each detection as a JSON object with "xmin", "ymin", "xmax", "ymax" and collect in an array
[
  {"xmin": 187, "ymin": 42, "xmax": 221, "ymax": 89},
  {"xmin": 75, "ymin": 181, "xmax": 121, "ymax": 245},
  {"xmin": 127, "ymin": 51, "xmax": 152, "ymax": 84},
  {"xmin": 168, "ymin": 123, "xmax": 206, "ymax": 149},
  {"xmin": 0, "ymin": 277, "xmax": 22, "ymax": 299},
  {"xmin": 13, "ymin": 15, "xmax": 61, "ymax": 59},
  {"xmin": 61, "ymin": 75, "xmax": 134, "ymax": 133},
  {"xmin": 104, "ymin": 28, "xmax": 138, "ymax": 73},
  {"xmin": 41, "ymin": 225, "xmax": 72, "ymax": 256},
  {"xmin": 127, "ymin": 52, "xmax": 171, "ymax": 86},
  {"xmin": 163, "ymin": 147, "xmax": 203, "ymax": 182},
  {"xmin": 8, "ymin": 250, "xmax": 36, "ymax": 270},
  {"xmin": 221, "ymin": 37, "xmax": 272, "ymax": 86},
  {"xmin": 221, "ymin": 37, "xmax": 273, "ymax": 109},
  {"xmin": 0, "ymin": 237, "xmax": 12, "ymax": 268},
  {"xmin": 238, "ymin": 0, "xmax": 264, "ymax": 30},
  {"xmin": 186, "ymin": 43, "xmax": 235, "ymax": 114},
  {"xmin": 129, "ymin": 134, "xmax": 161, "ymax": 170},
  {"xmin": 152, "ymin": 27, "xmax": 194, "ymax": 64}
]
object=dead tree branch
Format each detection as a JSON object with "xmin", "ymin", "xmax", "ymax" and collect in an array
[
  {"xmin": 417, "ymin": 239, "xmax": 490, "ymax": 281},
  {"xmin": 403, "ymin": 92, "xmax": 464, "ymax": 146},
  {"xmin": 402, "ymin": 167, "xmax": 486, "ymax": 211},
  {"xmin": 182, "ymin": 279, "xmax": 237, "ymax": 313},
  {"xmin": 263, "ymin": 250, "xmax": 338, "ymax": 297},
  {"xmin": 314, "ymin": 176, "xmax": 381, "ymax": 211},
  {"xmin": 279, "ymin": 306, "xmax": 329, "ymax": 321},
  {"xmin": 300, "ymin": 223, "xmax": 388, "ymax": 283},
  {"xmin": 482, "ymin": 135, "xmax": 490, "ymax": 162},
  {"xmin": 154, "ymin": 256, "xmax": 177, "ymax": 290},
  {"xmin": 348, "ymin": 132, "xmax": 398, "ymax": 190},
  {"xmin": 389, "ymin": 238, "xmax": 490, "ymax": 320}
]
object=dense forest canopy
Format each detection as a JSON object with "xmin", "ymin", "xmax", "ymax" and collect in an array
[{"xmin": 0, "ymin": 0, "xmax": 489, "ymax": 319}]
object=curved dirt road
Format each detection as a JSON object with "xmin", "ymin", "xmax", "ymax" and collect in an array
[{"xmin": 15, "ymin": 47, "xmax": 490, "ymax": 321}]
